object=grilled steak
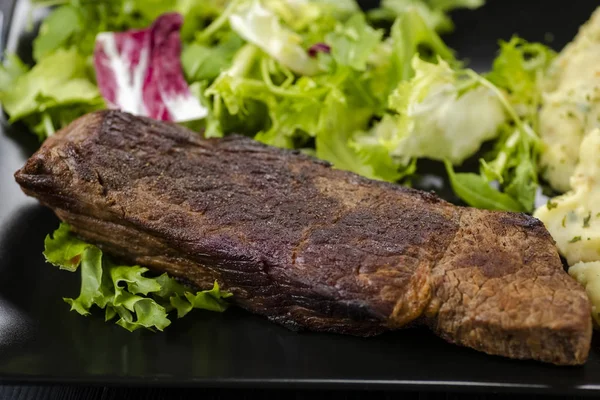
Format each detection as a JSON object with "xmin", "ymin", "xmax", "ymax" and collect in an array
[{"xmin": 15, "ymin": 110, "xmax": 592, "ymax": 365}]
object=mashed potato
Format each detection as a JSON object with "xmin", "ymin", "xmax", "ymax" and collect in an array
[
  {"xmin": 539, "ymin": 7, "xmax": 600, "ymax": 193},
  {"xmin": 535, "ymin": 8, "xmax": 600, "ymax": 323},
  {"xmin": 535, "ymin": 128, "xmax": 600, "ymax": 323},
  {"xmin": 535, "ymin": 128, "xmax": 600, "ymax": 265}
]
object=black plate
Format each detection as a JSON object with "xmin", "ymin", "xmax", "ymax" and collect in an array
[{"xmin": 1, "ymin": 0, "xmax": 600, "ymax": 395}]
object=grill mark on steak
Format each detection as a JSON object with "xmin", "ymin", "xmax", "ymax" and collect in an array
[{"xmin": 14, "ymin": 110, "xmax": 592, "ymax": 365}]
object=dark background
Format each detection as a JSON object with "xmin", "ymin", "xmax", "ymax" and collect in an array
[{"xmin": 1, "ymin": 0, "xmax": 599, "ymax": 399}]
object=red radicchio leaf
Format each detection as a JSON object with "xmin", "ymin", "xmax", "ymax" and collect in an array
[{"xmin": 94, "ymin": 13, "xmax": 207, "ymax": 122}]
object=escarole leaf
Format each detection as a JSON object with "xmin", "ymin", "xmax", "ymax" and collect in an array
[
  {"xmin": 228, "ymin": 0, "xmax": 320, "ymax": 76},
  {"xmin": 325, "ymin": 13, "xmax": 383, "ymax": 71},
  {"xmin": 315, "ymin": 88, "xmax": 380, "ymax": 179},
  {"xmin": 0, "ymin": 48, "xmax": 104, "ymax": 140},
  {"xmin": 390, "ymin": 7, "xmax": 456, "ymax": 83},
  {"xmin": 0, "ymin": 49, "xmax": 100, "ymax": 116},
  {"xmin": 33, "ymin": 5, "xmax": 82, "ymax": 61},
  {"xmin": 44, "ymin": 223, "xmax": 232, "ymax": 332},
  {"xmin": 388, "ymin": 57, "xmax": 505, "ymax": 164},
  {"xmin": 0, "ymin": 54, "xmax": 28, "ymax": 92},
  {"xmin": 351, "ymin": 56, "xmax": 506, "ymax": 179},
  {"xmin": 181, "ymin": 32, "xmax": 244, "ymax": 83}
]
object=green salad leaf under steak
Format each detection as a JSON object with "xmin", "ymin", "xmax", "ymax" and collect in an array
[{"xmin": 45, "ymin": 223, "xmax": 232, "ymax": 332}]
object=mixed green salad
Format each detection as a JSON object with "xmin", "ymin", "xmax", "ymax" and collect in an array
[{"xmin": 0, "ymin": 0, "xmax": 560, "ymax": 331}]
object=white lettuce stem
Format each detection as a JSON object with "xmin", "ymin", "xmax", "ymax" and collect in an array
[{"xmin": 229, "ymin": 44, "xmax": 260, "ymax": 77}]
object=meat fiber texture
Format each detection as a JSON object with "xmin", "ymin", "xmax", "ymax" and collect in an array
[{"xmin": 15, "ymin": 110, "xmax": 592, "ymax": 365}]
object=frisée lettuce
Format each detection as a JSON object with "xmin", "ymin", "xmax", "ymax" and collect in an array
[
  {"xmin": 352, "ymin": 57, "xmax": 506, "ymax": 168},
  {"xmin": 461, "ymin": 37, "xmax": 555, "ymax": 212},
  {"xmin": 203, "ymin": 5, "xmax": 464, "ymax": 181},
  {"xmin": 45, "ymin": 223, "xmax": 232, "ymax": 332}
]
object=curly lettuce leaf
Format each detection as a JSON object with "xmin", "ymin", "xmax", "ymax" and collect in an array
[
  {"xmin": 257, "ymin": 0, "xmax": 354, "ymax": 34},
  {"xmin": 9, "ymin": 0, "xmax": 231, "ymax": 140},
  {"xmin": 184, "ymin": 285, "xmax": 231, "ymax": 313},
  {"xmin": 254, "ymin": 79, "xmax": 323, "ymax": 149},
  {"xmin": 390, "ymin": 7, "xmax": 456, "ymax": 83},
  {"xmin": 44, "ymin": 223, "xmax": 232, "ymax": 332},
  {"xmin": 182, "ymin": 32, "xmax": 244, "ymax": 83},
  {"xmin": 2, "ymin": 3, "xmax": 127, "ymax": 140},
  {"xmin": 457, "ymin": 69, "xmax": 543, "ymax": 212},
  {"xmin": 347, "ymin": 47, "xmax": 543, "ymax": 212},
  {"xmin": 228, "ymin": 0, "xmax": 320, "ymax": 76},
  {"xmin": 0, "ymin": 48, "xmax": 101, "ymax": 120},
  {"xmin": 286, "ymin": 0, "xmax": 360, "ymax": 22},
  {"xmin": 32, "ymin": 0, "xmax": 228, "ymax": 54},
  {"xmin": 64, "ymin": 246, "xmax": 107, "ymax": 316},
  {"xmin": 325, "ymin": 13, "xmax": 383, "ymax": 71},
  {"xmin": 479, "ymin": 124, "xmax": 541, "ymax": 211},
  {"xmin": 390, "ymin": 59, "xmax": 505, "ymax": 164},
  {"xmin": 348, "ymin": 115, "xmax": 416, "ymax": 182},
  {"xmin": 486, "ymin": 36, "xmax": 556, "ymax": 130},
  {"xmin": 474, "ymin": 38, "xmax": 553, "ymax": 211},
  {"xmin": 44, "ymin": 223, "xmax": 93, "ymax": 272},
  {"xmin": 205, "ymin": 36, "xmax": 408, "ymax": 181},
  {"xmin": 0, "ymin": 48, "xmax": 104, "ymax": 140},
  {"xmin": 205, "ymin": 5, "xmax": 461, "ymax": 182},
  {"xmin": 353, "ymin": 57, "xmax": 505, "ymax": 167},
  {"xmin": 206, "ymin": 44, "xmax": 328, "ymax": 147},
  {"xmin": 31, "ymin": 1, "xmax": 152, "ymax": 59},
  {"xmin": 314, "ymin": 88, "xmax": 382, "ymax": 179}
]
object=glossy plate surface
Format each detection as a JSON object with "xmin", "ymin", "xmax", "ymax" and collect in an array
[{"xmin": 1, "ymin": 0, "xmax": 599, "ymax": 394}]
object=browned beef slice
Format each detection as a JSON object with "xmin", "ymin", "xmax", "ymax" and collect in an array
[{"xmin": 14, "ymin": 110, "xmax": 592, "ymax": 365}]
